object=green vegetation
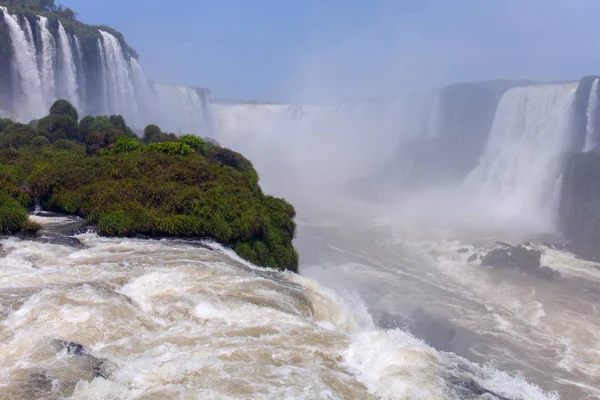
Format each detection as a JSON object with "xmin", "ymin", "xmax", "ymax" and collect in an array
[
  {"xmin": 0, "ymin": 100, "xmax": 298, "ymax": 271},
  {"xmin": 0, "ymin": 195, "xmax": 30, "ymax": 233}
]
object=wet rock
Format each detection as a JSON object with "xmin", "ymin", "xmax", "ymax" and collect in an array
[
  {"xmin": 52, "ymin": 340, "xmax": 113, "ymax": 379},
  {"xmin": 457, "ymin": 248, "xmax": 470, "ymax": 254},
  {"xmin": 449, "ymin": 376, "xmax": 511, "ymax": 400},
  {"xmin": 481, "ymin": 245, "xmax": 541, "ymax": 272},
  {"xmin": 71, "ymin": 225, "xmax": 96, "ymax": 235},
  {"xmin": 536, "ymin": 266, "xmax": 561, "ymax": 281},
  {"xmin": 42, "ymin": 236, "xmax": 83, "ymax": 248},
  {"xmin": 16, "ymin": 234, "xmax": 84, "ymax": 248},
  {"xmin": 481, "ymin": 244, "xmax": 561, "ymax": 281},
  {"xmin": 467, "ymin": 253, "xmax": 478, "ymax": 263},
  {"xmin": 23, "ymin": 371, "xmax": 53, "ymax": 397}
]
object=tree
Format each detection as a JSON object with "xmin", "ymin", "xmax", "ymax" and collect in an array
[
  {"xmin": 143, "ymin": 124, "xmax": 161, "ymax": 143},
  {"xmin": 49, "ymin": 99, "xmax": 78, "ymax": 121},
  {"xmin": 179, "ymin": 134, "xmax": 207, "ymax": 153}
]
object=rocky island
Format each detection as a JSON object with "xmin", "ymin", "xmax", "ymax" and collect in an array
[{"xmin": 0, "ymin": 99, "xmax": 298, "ymax": 272}]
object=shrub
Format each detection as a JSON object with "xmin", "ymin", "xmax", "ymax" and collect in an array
[
  {"xmin": 88, "ymin": 116, "xmax": 114, "ymax": 135},
  {"xmin": 0, "ymin": 196, "xmax": 29, "ymax": 233},
  {"xmin": 0, "ymin": 118, "xmax": 13, "ymax": 132},
  {"xmin": 104, "ymin": 135, "xmax": 141, "ymax": 154},
  {"xmin": 207, "ymin": 146, "xmax": 254, "ymax": 172},
  {"xmin": 79, "ymin": 115, "xmax": 95, "ymax": 141},
  {"xmin": 37, "ymin": 114, "xmax": 80, "ymax": 142},
  {"xmin": 85, "ymin": 131, "xmax": 104, "ymax": 155},
  {"xmin": 30, "ymin": 136, "xmax": 51, "ymax": 147},
  {"xmin": 21, "ymin": 219, "xmax": 42, "ymax": 235},
  {"xmin": 143, "ymin": 142, "xmax": 193, "ymax": 156},
  {"xmin": 1, "ymin": 123, "xmax": 36, "ymax": 148},
  {"xmin": 53, "ymin": 139, "xmax": 85, "ymax": 154},
  {"xmin": 98, "ymin": 210, "xmax": 133, "ymax": 236},
  {"xmin": 49, "ymin": 99, "xmax": 79, "ymax": 121},
  {"xmin": 180, "ymin": 134, "xmax": 207, "ymax": 153}
]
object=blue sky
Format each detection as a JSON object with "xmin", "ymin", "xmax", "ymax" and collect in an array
[{"xmin": 62, "ymin": 0, "xmax": 600, "ymax": 102}]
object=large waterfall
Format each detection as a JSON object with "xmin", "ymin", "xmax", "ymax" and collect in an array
[
  {"xmin": 463, "ymin": 84, "xmax": 578, "ymax": 231},
  {"xmin": 0, "ymin": 7, "xmax": 211, "ymax": 134}
]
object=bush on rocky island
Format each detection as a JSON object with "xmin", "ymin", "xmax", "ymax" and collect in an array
[{"xmin": 0, "ymin": 100, "xmax": 298, "ymax": 271}]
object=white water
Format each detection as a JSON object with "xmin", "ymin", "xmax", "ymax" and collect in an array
[
  {"xmin": 0, "ymin": 217, "xmax": 560, "ymax": 399},
  {"xmin": 584, "ymin": 79, "xmax": 599, "ymax": 152},
  {"xmin": 1, "ymin": 7, "xmax": 46, "ymax": 120},
  {"xmin": 463, "ymin": 84, "xmax": 577, "ymax": 231},
  {"xmin": 57, "ymin": 22, "xmax": 80, "ymax": 111},
  {"xmin": 38, "ymin": 16, "xmax": 56, "ymax": 107}
]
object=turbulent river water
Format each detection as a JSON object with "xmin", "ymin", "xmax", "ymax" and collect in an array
[{"xmin": 1, "ymin": 209, "xmax": 596, "ymax": 399}]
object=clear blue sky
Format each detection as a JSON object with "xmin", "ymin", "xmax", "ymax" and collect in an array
[{"xmin": 62, "ymin": 0, "xmax": 600, "ymax": 102}]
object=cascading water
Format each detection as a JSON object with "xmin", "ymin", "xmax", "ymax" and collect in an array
[
  {"xmin": 463, "ymin": 83, "xmax": 578, "ymax": 231},
  {"xmin": 1, "ymin": 7, "xmax": 45, "ymax": 120},
  {"xmin": 38, "ymin": 16, "xmax": 56, "ymax": 106},
  {"xmin": 57, "ymin": 22, "xmax": 80, "ymax": 110},
  {"xmin": 73, "ymin": 36, "xmax": 86, "ymax": 109},
  {"xmin": 584, "ymin": 79, "xmax": 599, "ymax": 152},
  {"xmin": 98, "ymin": 30, "xmax": 137, "ymax": 119},
  {"xmin": 96, "ymin": 38, "xmax": 110, "ymax": 114},
  {"xmin": 0, "ymin": 9, "xmax": 212, "ymax": 134}
]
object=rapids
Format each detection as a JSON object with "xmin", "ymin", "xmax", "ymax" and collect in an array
[{"xmin": 0, "ymin": 215, "xmax": 560, "ymax": 400}]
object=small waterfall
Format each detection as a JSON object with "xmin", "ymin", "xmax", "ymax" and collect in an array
[
  {"xmin": 57, "ymin": 22, "xmax": 80, "ymax": 110},
  {"xmin": 583, "ymin": 78, "xmax": 599, "ymax": 152},
  {"xmin": 464, "ymin": 83, "xmax": 577, "ymax": 230},
  {"xmin": 1, "ymin": 7, "xmax": 45, "ymax": 119},
  {"xmin": 38, "ymin": 16, "xmax": 56, "ymax": 108},
  {"xmin": 21, "ymin": 14, "xmax": 34, "ymax": 45}
]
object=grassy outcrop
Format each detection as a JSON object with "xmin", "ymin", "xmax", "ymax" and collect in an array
[{"xmin": 0, "ymin": 100, "xmax": 298, "ymax": 271}]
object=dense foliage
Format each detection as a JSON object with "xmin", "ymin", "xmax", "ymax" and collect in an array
[{"xmin": 0, "ymin": 100, "xmax": 299, "ymax": 271}]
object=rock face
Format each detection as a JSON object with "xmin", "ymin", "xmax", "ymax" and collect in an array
[
  {"xmin": 481, "ymin": 243, "xmax": 560, "ymax": 280},
  {"xmin": 559, "ymin": 151, "xmax": 600, "ymax": 262}
]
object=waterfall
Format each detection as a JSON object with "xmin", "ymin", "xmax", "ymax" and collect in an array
[
  {"xmin": 97, "ymin": 38, "xmax": 109, "ymax": 114},
  {"xmin": 38, "ymin": 16, "xmax": 56, "ymax": 108},
  {"xmin": 0, "ymin": 8, "xmax": 217, "ymax": 135},
  {"xmin": 57, "ymin": 22, "xmax": 80, "ymax": 110},
  {"xmin": 73, "ymin": 35, "xmax": 86, "ymax": 112},
  {"xmin": 584, "ymin": 78, "xmax": 599, "ymax": 152},
  {"xmin": 21, "ymin": 14, "xmax": 34, "ymax": 45},
  {"xmin": 464, "ymin": 83, "xmax": 577, "ymax": 231},
  {"xmin": 99, "ymin": 30, "xmax": 136, "ymax": 118},
  {"xmin": 0, "ymin": 7, "xmax": 45, "ymax": 120}
]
